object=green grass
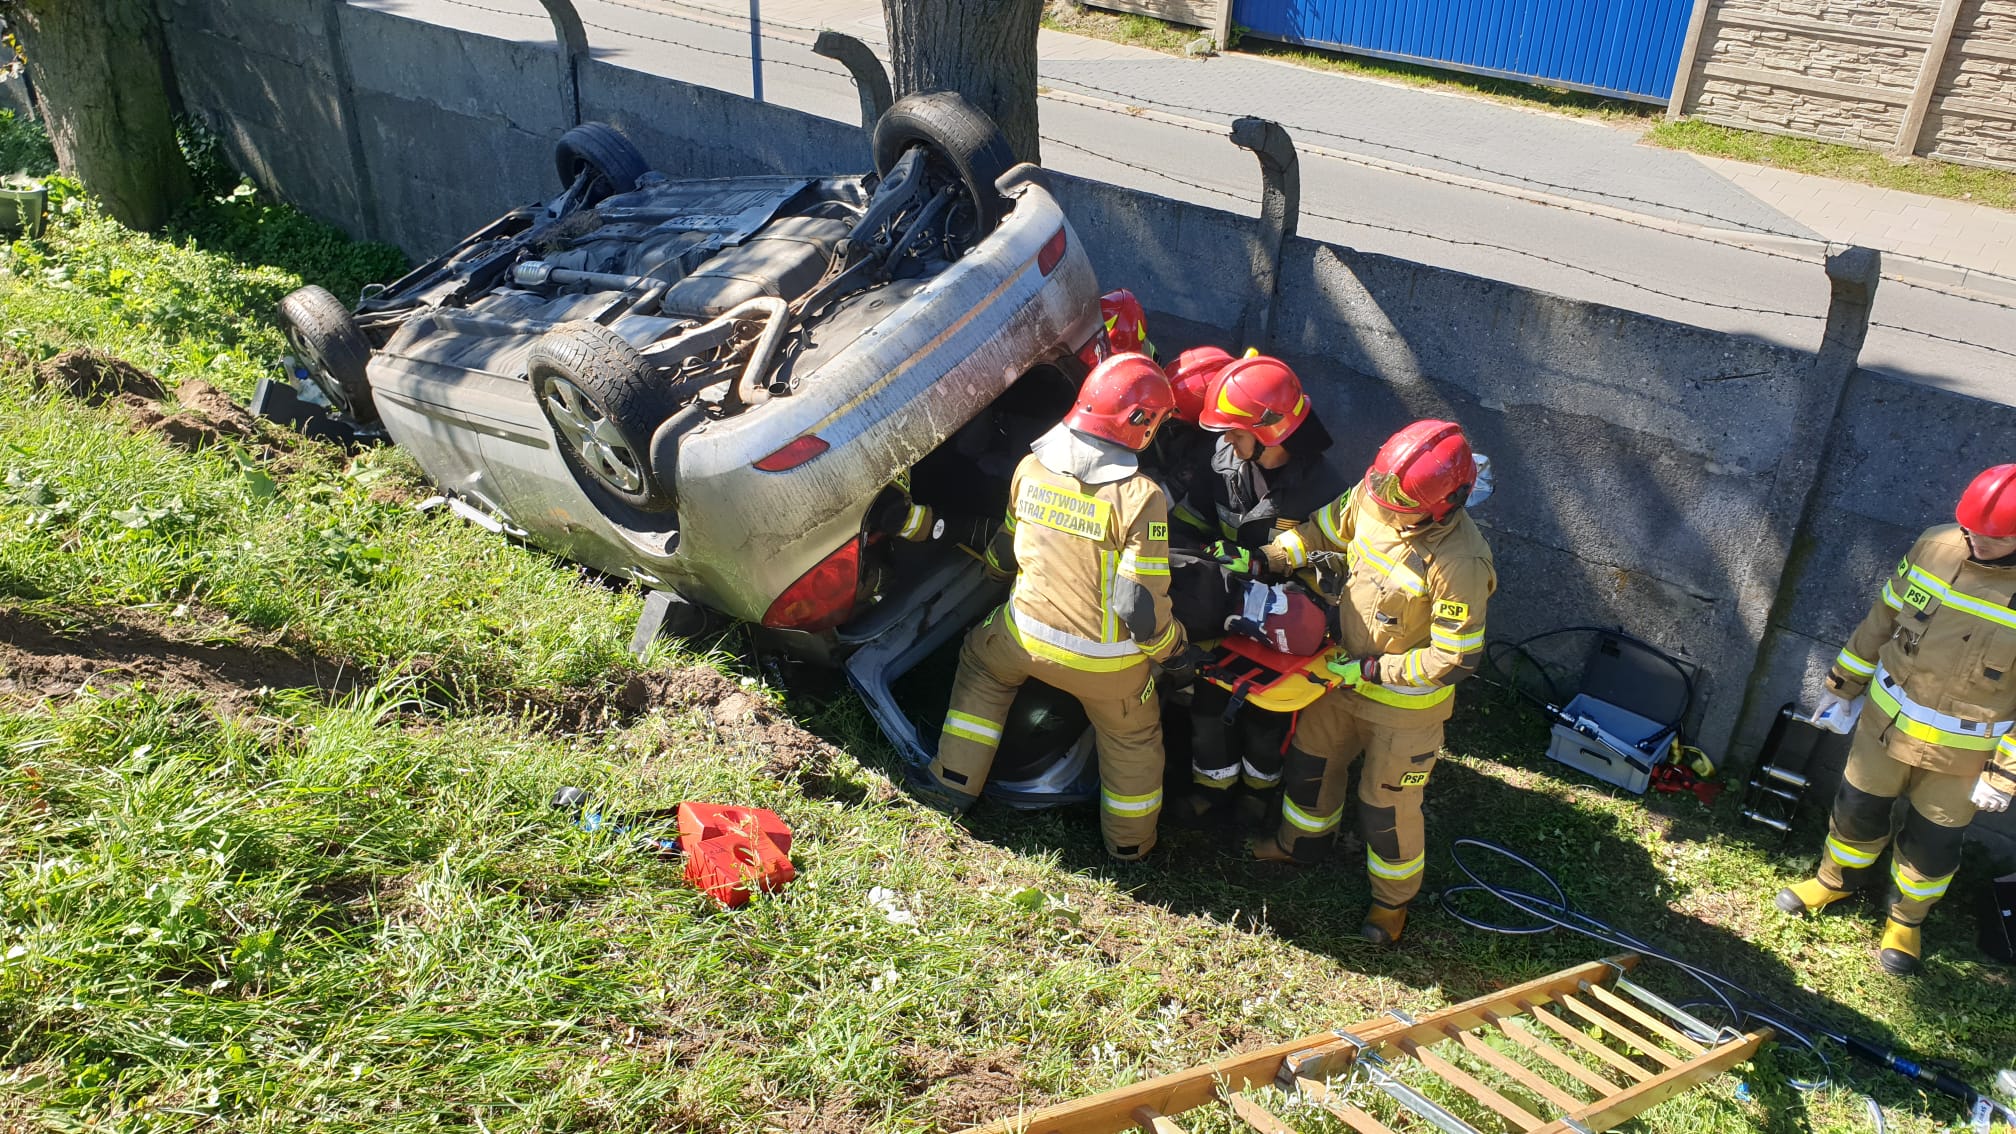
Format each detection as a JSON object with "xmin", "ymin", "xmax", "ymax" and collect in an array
[
  {"xmin": 2, "ymin": 110, "xmax": 2014, "ymax": 1134},
  {"xmin": 1648, "ymin": 119, "xmax": 2016, "ymax": 210},
  {"xmin": 1041, "ymin": 2, "xmax": 1204, "ymax": 54}
]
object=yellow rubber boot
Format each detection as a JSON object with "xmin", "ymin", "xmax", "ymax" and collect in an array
[
  {"xmin": 1878, "ymin": 919, "xmax": 1922, "ymax": 976},
  {"xmin": 1775, "ymin": 878, "xmax": 1851, "ymax": 916},
  {"xmin": 1360, "ymin": 903, "xmax": 1408, "ymax": 946}
]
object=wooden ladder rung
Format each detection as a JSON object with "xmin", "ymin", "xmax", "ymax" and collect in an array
[
  {"xmin": 1557, "ymin": 995, "xmax": 1686, "ymax": 1070},
  {"xmin": 1522, "ymin": 1001, "xmax": 1656, "ymax": 1083},
  {"xmin": 1531, "ymin": 1028, "xmax": 1773, "ymax": 1134},
  {"xmin": 1486, "ymin": 1010, "xmax": 1626, "ymax": 1096},
  {"xmin": 1130, "ymin": 1105, "xmax": 1188, "ymax": 1134},
  {"xmin": 1226, "ymin": 1093, "xmax": 1304, "ymax": 1134},
  {"xmin": 1584, "ymin": 983, "xmax": 1707, "ymax": 1056},
  {"xmin": 1294, "ymin": 1076, "xmax": 1401, "ymax": 1134},
  {"xmin": 1449, "ymin": 1025, "xmax": 1589, "ymax": 1112},
  {"xmin": 1400, "ymin": 1038, "xmax": 1543, "ymax": 1131}
]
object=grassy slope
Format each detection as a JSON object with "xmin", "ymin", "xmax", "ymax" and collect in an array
[{"xmin": 1, "ymin": 122, "xmax": 2012, "ymax": 1133}]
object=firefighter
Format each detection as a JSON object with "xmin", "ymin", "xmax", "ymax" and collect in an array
[
  {"xmin": 913, "ymin": 353, "xmax": 1206, "ymax": 860},
  {"xmin": 1158, "ymin": 353, "xmax": 1337, "ymax": 825},
  {"xmin": 1776, "ymin": 464, "xmax": 2016, "ymax": 975},
  {"xmin": 1224, "ymin": 420, "xmax": 1495, "ymax": 945}
]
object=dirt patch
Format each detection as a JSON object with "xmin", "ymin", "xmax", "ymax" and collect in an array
[
  {"xmin": 119, "ymin": 378, "xmax": 289, "ymax": 456},
  {"xmin": 34, "ymin": 347, "xmax": 165, "ymax": 404},
  {"xmin": 0, "ymin": 608, "xmax": 355, "ymax": 713},
  {"xmin": 622, "ymin": 668, "xmax": 869, "ymax": 794},
  {"xmin": 899, "ymin": 1044, "xmax": 1029, "ymax": 1129}
]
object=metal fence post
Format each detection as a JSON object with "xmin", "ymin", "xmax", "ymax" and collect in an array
[
  {"xmin": 537, "ymin": 0, "xmax": 590, "ymax": 127},
  {"xmin": 813, "ymin": 31, "xmax": 892, "ymax": 130},
  {"xmin": 1230, "ymin": 116, "xmax": 1298, "ymax": 352}
]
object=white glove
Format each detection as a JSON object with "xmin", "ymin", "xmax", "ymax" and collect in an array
[
  {"xmin": 1973, "ymin": 777, "xmax": 2013, "ymax": 813},
  {"xmin": 1809, "ymin": 691, "xmax": 1864, "ymax": 735}
]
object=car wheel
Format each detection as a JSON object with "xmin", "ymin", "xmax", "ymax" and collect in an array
[
  {"xmin": 871, "ymin": 91, "xmax": 1014, "ymax": 245},
  {"xmin": 553, "ymin": 122, "xmax": 649, "ymax": 206},
  {"xmin": 277, "ymin": 285, "xmax": 377, "ymax": 424},
  {"xmin": 527, "ymin": 321, "xmax": 680, "ymax": 513}
]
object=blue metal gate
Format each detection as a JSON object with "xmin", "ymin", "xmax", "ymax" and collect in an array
[{"xmin": 1233, "ymin": 0, "xmax": 1696, "ymax": 103}]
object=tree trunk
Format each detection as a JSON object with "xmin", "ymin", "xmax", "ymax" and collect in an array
[
  {"xmin": 9, "ymin": 0, "xmax": 192, "ymax": 230},
  {"xmin": 882, "ymin": 0, "xmax": 1043, "ymax": 164}
]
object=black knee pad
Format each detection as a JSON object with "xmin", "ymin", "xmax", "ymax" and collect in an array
[
  {"xmin": 1897, "ymin": 808, "xmax": 1965, "ymax": 880},
  {"xmin": 1358, "ymin": 800, "xmax": 1400, "ymax": 862},
  {"xmin": 1832, "ymin": 779, "xmax": 1894, "ymax": 843},
  {"xmin": 1279, "ymin": 745, "xmax": 1327, "ymax": 804}
]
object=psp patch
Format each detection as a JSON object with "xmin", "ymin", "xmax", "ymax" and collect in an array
[
  {"xmin": 1434, "ymin": 599, "xmax": 1470, "ymax": 622},
  {"xmin": 1398, "ymin": 771, "xmax": 1431, "ymax": 787},
  {"xmin": 1147, "ymin": 521, "xmax": 1168, "ymax": 541}
]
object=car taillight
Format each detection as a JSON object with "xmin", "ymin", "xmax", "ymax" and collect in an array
[
  {"xmin": 753, "ymin": 434, "xmax": 829, "ymax": 471},
  {"xmin": 761, "ymin": 537, "xmax": 862, "ymax": 633},
  {"xmin": 1037, "ymin": 225, "xmax": 1068, "ymax": 275}
]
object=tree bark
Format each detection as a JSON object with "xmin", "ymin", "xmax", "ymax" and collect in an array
[
  {"xmin": 882, "ymin": 0, "xmax": 1043, "ymax": 164},
  {"xmin": 8, "ymin": 0, "xmax": 192, "ymax": 230}
]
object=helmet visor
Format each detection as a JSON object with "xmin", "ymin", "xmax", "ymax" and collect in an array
[{"xmin": 1364, "ymin": 468, "xmax": 1424, "ymax": 513}]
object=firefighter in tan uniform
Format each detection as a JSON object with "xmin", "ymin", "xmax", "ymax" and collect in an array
[
  {"xmin": 1222, "ymin": 420, "xmax": 1495, "ymax": 945},
  {"xmin": 914, "ymin": 353, "xmax": 1205, "ymax": 860},
  {"xmin": 1776, "ymin": 464, "xmax": 2016, "ymax": 975}
]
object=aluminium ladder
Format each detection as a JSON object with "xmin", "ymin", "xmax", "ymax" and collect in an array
[{"xmin": 974, "ymin": 955, "xmax": 1771, "ymax": 1134}]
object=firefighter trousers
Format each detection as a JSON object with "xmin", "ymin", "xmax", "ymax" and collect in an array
[
  {"xmin": 1190, "ymin": 683, "xmax": 1291, "ymax": 793},
  {"xmin": 1271, "ymin": 689, "xmax": 1442, "ymax": 908},
  {"xmin": 1816, "ymin": 712, "xmax": 1979, "ymax": 926},
  {"xmin": 927, "ymin": 607, "xmax": 1166, "ymax": 860}
]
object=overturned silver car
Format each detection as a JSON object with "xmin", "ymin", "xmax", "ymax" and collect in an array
[{"xmin": 276, "ymin": 94, "xmax": 1103, "ymax": 769}]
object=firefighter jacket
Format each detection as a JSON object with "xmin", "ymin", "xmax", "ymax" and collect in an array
[
  {"xmin": 1826, "ymin": 523, "xmax": 2016, "ymax": 788},
  {"xmin": 982, "ymin": 428, "xmax": 1185, "ymax": 671},
  {"xmin": 1159, "ymin": 411, "xmax": 1342, "ymax": 551},
  {"xmin": 1261, "ymin": 486, "xmax": 1496, "ymax": 725}
]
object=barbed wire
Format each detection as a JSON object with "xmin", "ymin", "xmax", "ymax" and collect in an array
[
  {"xmin": 1870, "ymin": 321, "xmax": 2016, "ymax": 361},
  {"xmin": 576, "ymin": 13, "xmax": 844, "ymax": 75},
  {"xmin": 1881, "ymin": 273, "xmax": 2016, "ymax": 315},
  {"xmin": 595, "ymin": 0, "xmax": 827, "ymax": 37},
  {"xmin": 1046, "ymin": 90, "xmax": 1831, "ymax": 270},
  {"xmin": 429, "ymin": 0, "xmax": 555, "ymax": 20}
]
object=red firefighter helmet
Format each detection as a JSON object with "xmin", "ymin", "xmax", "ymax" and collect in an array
[
  {"xmin": 1165, "ymin": 346, "xmax": 1235, "ymax": 424},
  {"xmin": 1364, "ymin": 420, "xmax": 1476, "ymax": 522},
  {"xmin": 1077, "ymin": 289, "xmax": 1156, "ymax": 369},
  {"xmin": 1957, "ymin": 464, "xmax": 2016, "ymax": 538},
  {"xmin": 1197, "ymin": 354, "xmax": 1309, "ymax": 447},
  {"xmin": 1066, "ymin": 352, "xmax": 1176, "ymax": 451}
]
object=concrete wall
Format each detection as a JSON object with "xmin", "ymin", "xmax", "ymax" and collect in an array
[
  {"xmin": 1677, "ymin": 0, "xmax": 2016, "ymax": 169},
  {"xmin": 163, "ymin": 2, "xmax": 2016, "ymax": 846}
]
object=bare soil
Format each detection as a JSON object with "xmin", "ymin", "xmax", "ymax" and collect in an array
[
  {"xmin": 621, "ymin": 669, "xmax": 874, "ymax": 796},
  {"xmin": 35, "ymin": 347, "xmax": 301, "ymax": 458},
  {"xmin": 0, "ymin": 607, "xmax": 356, "ymax": 712},
  {"xmin": 33, "ymin": 347, "xmax": 165, "ymax": 404}
]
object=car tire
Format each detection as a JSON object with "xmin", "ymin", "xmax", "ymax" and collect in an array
[
  {"xmin": 553, "ymin": 122, "xmax": 649, "ymax": 206},
  {"xmin": 277, "ymin": 285, "xmax": 377, "ymax": 424},
  {"xmin": 527, "ymin": 321, "xmax": 680, "ymax": 513},
  {"xmin": 871, "ymin": 91, "xmax": 1014, "ymax": 240}
]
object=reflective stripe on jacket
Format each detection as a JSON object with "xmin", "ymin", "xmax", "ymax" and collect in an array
[
  {"xmin": 1263, "ymin": 487, "xmax": 1495, "ymax": 724},
  {"xmin": 1828, "ymin": 523, "xmax": 2016, "ymax": 780},
  {"xmin": 994, "ymin": 452, "xmax": 1184, "ymax": 671}
]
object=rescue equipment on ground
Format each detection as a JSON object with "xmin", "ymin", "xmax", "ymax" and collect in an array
[
  {"xmin": 549, "ymin": 789, "xmax": 796, "ymax": 907},
  {"xmin": 1489, "ymin": 627, "xmax": 1700, "ymax": 795},
  {"xmin": 1441, "ymin": 838, "xmax": 2016, "ymax": 1130},
  {"xmin": 1739, "ymin": 702, "xmax": 1850, "ymax": 837},
  {"xmin": 969, "ymin": 952, "xmax": 1770, "ymax": 1134},
  {"xmin": 1982, "ymin": 868, "xmax": 2016, "ymax": 964}
]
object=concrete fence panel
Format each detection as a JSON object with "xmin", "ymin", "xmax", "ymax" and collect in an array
[
  {"xmin": 337, "ymin": 5, "xmax": 569, "ymax": 255},
  {"xmin": 578, "ymin": 60, "xmax": 870, "ymax": 181},
  {"xmin": 159, "ymin": 0, "xmax": 370, "ymax": 238}
]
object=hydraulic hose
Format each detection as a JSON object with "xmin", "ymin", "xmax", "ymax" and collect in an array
[{"xmin": 1437, "ymin": 838, "xmax": 2015, "ymax": 1128}]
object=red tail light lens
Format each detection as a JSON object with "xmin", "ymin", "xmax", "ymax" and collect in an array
[
  {"xmin": 753, "ymin": 435, "xmax": 829, "ymax": 471},
  {"xmin": 1037, "ymin": 226, "xmax": 1068, "ymax": 275},
  {"xmin": 761, "ymin": 537, "xmax": 862, "ymax": 632}
]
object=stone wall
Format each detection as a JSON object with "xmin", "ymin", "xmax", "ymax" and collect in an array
[{"xmin": 1677, "ymin": 0, "xmax": 2016, "ymax": 169}]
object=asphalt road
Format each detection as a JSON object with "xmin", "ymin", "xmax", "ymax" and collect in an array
[{"xmin": 359, "ymin": 0, "xmax": 2016, "ymax": 403}]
